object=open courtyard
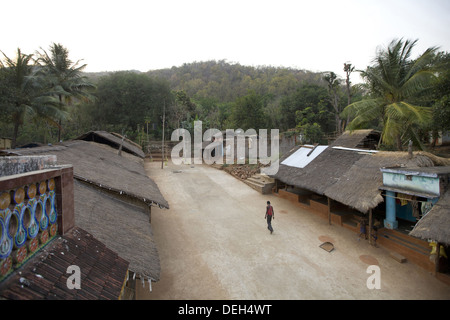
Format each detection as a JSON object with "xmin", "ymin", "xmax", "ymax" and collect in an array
[{"xmin": 139, "ymin": 161, "xmax": 450, "ymax": 300}]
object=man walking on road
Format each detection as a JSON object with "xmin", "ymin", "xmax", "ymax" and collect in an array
[{"xmin": 265, "ymin": 201, "xmax": 275, "ymax": 234}]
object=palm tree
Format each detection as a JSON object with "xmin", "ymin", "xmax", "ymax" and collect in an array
[
  {"xmin": 342, "ymin": 39, "xmax": 438, "ymax": 150},
  {"xmin": 0, "ymin": 48, "xmax": 62, "ymax": 148},
  {"xmin": 36, "ymin": 43, "xmax": 95, "ymax": 141},
  {"xmin": 323, "ymin": 71, "xmax": 344, "ymax": 135}
]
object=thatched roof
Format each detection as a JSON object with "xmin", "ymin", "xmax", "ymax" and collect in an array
[
  {"xmin": 74, "ymin": 180, "xmax": 160, "ymax": 281},
  {"xmin": 273, "ymin": 146, "xmax": 366, "ymax": 195},
  {"xmin": 331, "ymin": 129, "xmax": 381, "ymax": 149},
  {"xmin": 5, "ymin": 138, "xmax": 167, "ymax": 282},
  {"xmin": 76, "ymin": 131, "xmax": 145, "ymax": 158},
  {"xmin": 409, "ymin": 189, "xmax": 450, "ymax": 245},
  {"xmin": 274, "ymin": 143, "xmax": 448, "ymax": 214},
  {"xmin": 324, "ymin": 151, "xmax": 437, "ymax": 213},
  {"xmin": 8, "ymin": 140, "xmax": 169, "ymax": 209}
]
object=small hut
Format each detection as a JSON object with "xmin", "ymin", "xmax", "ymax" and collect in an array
[
  {"xmin": 331, "ymin": 129, "xmax": 381, "ymax": 150},
  {"xmin": 410, "ymin": 189, "xmax": 450, "ymax": 283},
  {"xmin": 76, "ymin": 131, "xmax": 145, "ymax": 158},
  {"xmin": 410, "ymin": 189, "xmax": 450, "ymax": 245},
  {"xmin": 74, "ymin": 180, "xmax": 161, "ymax": 295},
  {"xmin": 4, "ymin": 133, "xmax": 169, "ymax": 298}
]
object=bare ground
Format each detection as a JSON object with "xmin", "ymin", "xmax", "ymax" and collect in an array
[{"xmin": 138, "ymin": 160, "xmax": 450, "ymax": 300}]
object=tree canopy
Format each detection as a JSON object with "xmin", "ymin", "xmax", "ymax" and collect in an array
[
  {"xmin": 92, "ymin": 71, "xmax": 171, "ymax": 136},
  {"xmin": 0, "ymin": 48, "xmax": 62, "ymax": 148},
  {"xmin": 1, "ymin": 39, "xmax": 448, "ymax": 152},
  {"xmin": 342, "ymin": 38, "xmax": 439, "ymax": 150}
]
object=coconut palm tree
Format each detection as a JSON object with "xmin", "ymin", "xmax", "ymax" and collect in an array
[
  {"xmin": 323, "ymin": 71, "xmax": 344, "ymax": 135},
  {"xmin": 0, "ymin": 48, "xmax": 62, "ymax": 148},
  {"xmin": 35, "ymin": 43, "xmax": 95, "ymax": 141},
  {"xmin": 342, "ymin": 39, "xmax": 438, "ymax": 150}
]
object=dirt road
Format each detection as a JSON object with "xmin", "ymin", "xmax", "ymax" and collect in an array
[{"xmin": 139, "ymin": 161, "xmax": 450, "ymax": 300}]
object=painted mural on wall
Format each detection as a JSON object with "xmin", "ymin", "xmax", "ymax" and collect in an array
[{"xmin": 0, "ymin": 179, "xmax": 58, "ymax": 281}]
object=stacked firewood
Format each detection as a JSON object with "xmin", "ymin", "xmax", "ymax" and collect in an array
[{"xmin": 222, "ymin": 163, "xmax": 267, "ymax": 180}]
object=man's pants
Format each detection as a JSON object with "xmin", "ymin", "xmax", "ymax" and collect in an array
[{"xmin": 267, "ymin": 215, "xmax": 273, "ymax": 232}]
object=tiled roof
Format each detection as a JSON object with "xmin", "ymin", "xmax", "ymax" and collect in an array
[{"xmin": 0, "ymin": 227, "xmax": 129, "ymax": 300}]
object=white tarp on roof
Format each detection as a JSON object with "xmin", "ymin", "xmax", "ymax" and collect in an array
[{"xmin": 281, "ymin": 145, "xmax": 328, "ymax": 168}]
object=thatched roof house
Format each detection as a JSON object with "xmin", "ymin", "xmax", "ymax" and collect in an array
[
  {"xmin": 331, "ymin": 129, "xmax": 381, "ymax": 149},
  {"xmin": 273, "ymin": 131, "xmax": 450, "ymax": 215},
  {"xmin": 5, "ymin": 135, "xmax": 169, "ymax": 285},
  {"xmin": 8, "ymin": 140, "xmax": 168, "ymax": 209},
  {"xmin": 74, "ymin": 180, "xmax": 161, "ymax": 281},
  {"xmin": 273, "ymin": 129, "xmax": 380, "ymax": 198},
  {"xmin": 409, "ymin": 189, "xmax": 450, "ymax": 245},
  {"xmin": 323, "ymin": 151, "xmax": 438, "ymax": 213},
  {"xmin": 77, "ymin": 131, "xmax": 145, "ymax": 158},
  {"xmin": 274, "ymin": 146, "xmax": 367, "ymax": 196}
]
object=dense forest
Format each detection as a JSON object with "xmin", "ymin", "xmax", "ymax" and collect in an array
[{"xmin": 1, "ymin": 39, "xmax": 449, "ymax": 152}]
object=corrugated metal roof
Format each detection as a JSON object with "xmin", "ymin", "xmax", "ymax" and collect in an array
[{"xmin": 280, "ymin": 145, "xmax": 328, "ymax": 168}]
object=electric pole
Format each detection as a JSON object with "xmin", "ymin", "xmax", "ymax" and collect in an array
[{"xmin": 161, "ymin": 100, "xmax": 165, "ymax": 169}]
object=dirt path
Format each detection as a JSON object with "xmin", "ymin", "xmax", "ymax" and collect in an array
[{"xmin": 138, "ymin": 161, "xmax": 450, "ymax": 300}]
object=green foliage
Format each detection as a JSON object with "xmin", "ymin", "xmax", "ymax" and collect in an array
[
  {"xmin": 168, "ymin": 90, "xmax": 197, "ymax": 129},
  {"xmin": 297, "ymin": 123, "xmax": 324, "ymax": 144},
  {"xmin": 35, "ymin": 43, "xmax": 96, "ymax": 141},
  {"xmin": 36, "ymin": 43, "xmax": 96, "ymax": 103},
  {"xmin": 342, "ymin": 39, "xmax": 438, "ymax": 150},
  {"xmin": 281, "ymin": 83, "xmax": 334, "ymax": 132},
  {"xmin": 0, "ymin": 48, "xmax": 62, "ymax": 148},
  {"xmin": 323, "ymin": 71, "xmax": 346, "ymax": 134},
  {"xmin": 147, "ymin": 60, "xmax": 327, "ymax": 132},
  {"xmin": 147, "ymin": 60, "xmax": 323, "ymax": 104},
  {"xmin": 2, "ymin": 42, "xmax": 448, "ymax": 151},
  {"xmin": 230, "ymin": 91, "xmax": 266, "ymax": 131},
  {"xmin": 92, "ymin": 71, "xmax": 172, "ymax": 140},
  {"xmin": 432, "ymin": 96, "xmax": 450, "ymax": 132},
  {"xmin": 430, "ymin": 52, "xmax": 450, "ymax": 133}
]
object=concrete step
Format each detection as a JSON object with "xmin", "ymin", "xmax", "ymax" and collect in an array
[
  {"xmin": 246, "ymin": 178, "xmax": 266, "ymax": 186},
  {"xmin": 248, "ymin": 174, "xmax": 274, "ymax": 184},
  {"xmin": 243, "ymin": 180, "xmax": 265, "ymax": 193},
  {"xmin": 243, "ymin": 174, "xmax": 275, "ymax": 194}
]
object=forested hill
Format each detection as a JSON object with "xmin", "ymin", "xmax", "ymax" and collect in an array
[
  {"xmin": 82, "ymin": 60, "xmax": 339, "ymax": 135},
  {"xmin": 145, "ymin": 60, "xmax": 325, "ymax": 103}
]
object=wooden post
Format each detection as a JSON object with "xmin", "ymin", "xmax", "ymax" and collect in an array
[
  {"xmin": 368, "ymin": 209, "xmax": 373, "ymax": 246},
  {"xmin": 161, "ymin": 100, "xmax": 165, "ymax": 169},
  {"xmin": 146, "ymin": 121, "xmax": 150, "ymax": 155},
  {"xmin": 327, "ymin": 197, "xmax": 331, "ymax": 225},
  {"xmin": 435, "ymin": 242, "xmax": 441, "ymax": 275},
  {"xmin": 126, "ymin": 271, "xmax": 136, "ymax": 300},
  {"xmin": 118, "ymin": 136, "xmax": 125, "ymax": 156}
]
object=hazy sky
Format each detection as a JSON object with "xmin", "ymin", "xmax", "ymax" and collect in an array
[{"xmin": 2, "ymin": 0, "xmax": 449, "ymax": 80}]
